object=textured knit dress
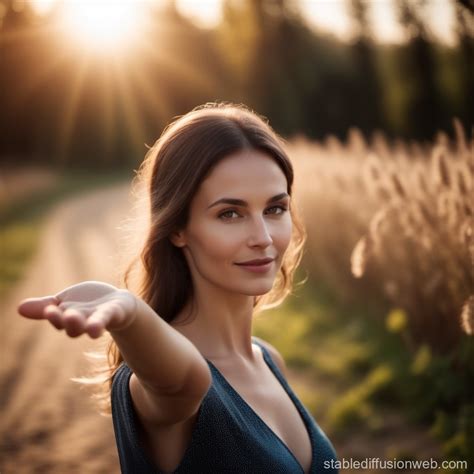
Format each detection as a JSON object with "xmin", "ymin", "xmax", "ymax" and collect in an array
[{"xmin": 111, "ymin": 337, "xmax": 339, "ymax": 473}]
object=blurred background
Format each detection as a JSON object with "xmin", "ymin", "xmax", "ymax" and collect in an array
[{"xmin": 0, "ymin": 0, "xmax": 473, "ymax": 473}]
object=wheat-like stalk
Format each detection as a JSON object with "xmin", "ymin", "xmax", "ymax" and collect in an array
[
  {"xmin": 350, "ymin": 235, "xmax": 372, "ymax": 278},
  {"xmin": 290, "ymin": 118, "xmax": 473, "ymax": 352},
  {"xmin": 460, "ymin": 295, "xmax": 474, "ymax": 336}
]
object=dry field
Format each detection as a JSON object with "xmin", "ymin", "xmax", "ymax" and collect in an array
[{"xmin": 288, "ymin": 122, "xmax": 473, "ymax": 353}]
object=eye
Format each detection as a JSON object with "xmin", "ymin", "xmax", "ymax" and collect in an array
[
  {"xmin": 218, "ymin": 209, "xmax": 241, "ymax": 220},
  {"xmin": 265, "ymin": 205, "xmax": 288, "ymax": 215}
]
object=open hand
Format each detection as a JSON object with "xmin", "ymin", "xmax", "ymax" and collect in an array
[{"xmin": 17, "ymin": 281, "xmax": 137, "ymax": 339}]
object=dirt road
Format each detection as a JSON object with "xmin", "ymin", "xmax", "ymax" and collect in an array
[{"xmin": 0, "ymin": 183, "xmax": 133, "ymax": 473}]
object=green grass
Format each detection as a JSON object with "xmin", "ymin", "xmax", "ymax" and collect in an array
[
  {"xmin": 253, "ymin": 272, "xmax": 474, "ymax": 470},
  {"xmin": 0, "ymin": 168, "xmax": 131, "ymax": 299},
  {"xmin": 253, "ymin": 275, "xmax": 425, "ymax": 453},
  {"xmin": 253, "ymin": 276, "xmax": 397, "ymax": 424}
]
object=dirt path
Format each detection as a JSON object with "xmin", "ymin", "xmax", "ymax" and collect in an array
[{"xmin": 0, "ymin": 183, "xmax": 133, "ymax": 474}]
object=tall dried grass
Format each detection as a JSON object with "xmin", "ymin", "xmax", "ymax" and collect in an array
[{"xmin": 288, "ymin": 120, "xmax": 473, "ymax": 354}]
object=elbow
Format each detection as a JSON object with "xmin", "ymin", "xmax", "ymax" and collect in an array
[{"xmin": 182, "ymin": 358, "xmax": 213, "ymax": 398}]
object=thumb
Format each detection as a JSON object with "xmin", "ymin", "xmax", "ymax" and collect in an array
[{"xmin": 17, "ymin": 295, "xmax": 61, "ymax": 319}]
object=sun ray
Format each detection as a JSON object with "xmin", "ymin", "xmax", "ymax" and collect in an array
[
  {"xmin": 12, "ymin": 28, "xmax": 77, "ymax": 109},
  {"xmin": 101, "ymin": 67, "xmax": 116, "ymax": 163},
  {"xmin": 113, "ymin": 61, "xmax": 150, "ymax": 157},
  {"xmin": 4, "ymin": 0, "xmax": 224, "ymax": 167},
  {"xmin": 138, "ymin": 36, "xmax": 218, "ymax": 95},
  {"xmin": 127, "ymin": 66, "xmax": 175, "ymax": 141},
  {"xmin": 57, "ymin": 55, "xmax": 90, "ymax": 163}
]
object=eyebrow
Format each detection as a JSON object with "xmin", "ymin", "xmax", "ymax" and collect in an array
[{"xmin": 207, "ymin": 192, "xmax": 290, "ymax": 209}]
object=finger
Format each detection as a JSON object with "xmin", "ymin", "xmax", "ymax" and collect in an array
[
  {"xmin": 46, "ymin": 310, "xmax": 64, "ymax": 330},
  {"xmin": 85, "ymin": 317, "xmax": 105, "ymax": 339},
  {"xmin": 85, "ymin": 306, "xmax": 116, "ymax": 339},
  {"xmin": 63, "ymin": 309, "xmax": 86, "ymax": 337},
  {"xmin": 17, "ymin": 296, "xmax": 60, "ymax": 320},
  {"xmin": 44, "ymin": 304, "xmax": 65, "ymax": 329}
]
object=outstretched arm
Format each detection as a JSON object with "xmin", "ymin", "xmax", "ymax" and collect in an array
[{"xmin": 17, "ymin": 281, "xmax": 211, "ymax": 397}]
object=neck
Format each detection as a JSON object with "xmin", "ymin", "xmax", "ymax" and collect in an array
[{"xmin": 171, "ymin": 287, "xmax": 257, "ymax": 363}]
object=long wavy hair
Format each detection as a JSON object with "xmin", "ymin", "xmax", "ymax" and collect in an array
[{"xmin": 76, "ymin": 102, "xmax": 306, "ymax": 414}]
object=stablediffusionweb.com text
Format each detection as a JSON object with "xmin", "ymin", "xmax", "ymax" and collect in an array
[{"xmin": 324, "ymin": 457, "xmax": 468, "ymax": 471}]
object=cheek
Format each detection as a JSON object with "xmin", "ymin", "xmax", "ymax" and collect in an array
[
  {"xmin": 273, "ymin": 217, "xmax": 293, "ymax": 252},
  {"xmin": 190, "ymin": 224, "xmax": 240, "ymax": 262}
]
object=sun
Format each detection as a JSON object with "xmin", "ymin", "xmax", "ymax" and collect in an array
[{"xmin": 59, "ymin": 0, "xmax": 148, "ymax": 53}]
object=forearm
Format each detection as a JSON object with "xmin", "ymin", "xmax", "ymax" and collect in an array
[
  {"xmin": 109, "ymin": 295, "xmax": 206, "ymax": 393},
  {"xmin": 19, "ymin": 282, "xmax": 204, "ymax": 393}
]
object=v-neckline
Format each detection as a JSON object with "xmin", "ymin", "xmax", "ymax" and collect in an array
[{"xmin": 204, "ymin": 341, "xmax": 314, "ymax": 474}]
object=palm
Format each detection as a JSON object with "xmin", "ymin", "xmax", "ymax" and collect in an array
[
  {"xmin": 56, "ymin": 280, "xmax": 118, "ymax": 302},
  {"xmin": 17, "ymin": 281, "xmax": 136, "ymax": 339}
]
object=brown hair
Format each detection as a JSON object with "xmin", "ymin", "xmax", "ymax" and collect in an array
[{"xmin": 77, "ymin": 102, "xmax": 306, "ymax": 413}]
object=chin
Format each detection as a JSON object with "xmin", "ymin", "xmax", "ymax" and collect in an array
[
  {"xmin": 242, "ymin": 283, "xmax": 275, "ymax": 296},
  {"xmin": 217, "ymin": 273, "xmax": 276, "ymax": 296}
]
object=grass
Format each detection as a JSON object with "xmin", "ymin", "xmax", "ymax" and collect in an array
[
  {"xmin": 0, "ymin": 168, "xmax": 131, "ymax": 299},
  {"xmin": 254, "ymin": 274, "xmax": 393, "ymax": 415},
  {"xmin": 252, "ymin": 272, "xmax": 451, "ymax": 463},
  {"xmin": 254, "ymin": 273, "xmax": 474, "ymax": 470}
]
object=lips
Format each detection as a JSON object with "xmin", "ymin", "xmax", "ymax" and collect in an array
[{"xmin": 235, "ymin": 257, "xmax": 275, "ymax": 266}]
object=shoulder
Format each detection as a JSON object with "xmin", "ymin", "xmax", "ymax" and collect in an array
[{"xmin": 252, "ymin": 336, "xmax": 288, "ymax": 378}]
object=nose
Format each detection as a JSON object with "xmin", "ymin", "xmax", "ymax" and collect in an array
[{"xmin": 247, "ymin": 216, "xmax": 273, "ymax": 248}]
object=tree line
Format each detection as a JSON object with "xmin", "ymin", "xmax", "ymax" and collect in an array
[{"xmin": 0, "ymin": 0, "xmax": 472, "ymax": 166}]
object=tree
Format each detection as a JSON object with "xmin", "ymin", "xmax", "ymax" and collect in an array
[
  {"xmin": 395, "ymin": 0, "xmax": 448, "ymax": 138},
  {"xmin": 348, "ymin": 0, "xmax": 384, "ymax": 133},
  {"xmin": 454, "ymin": 0, "xmax": 474, "ymax": 127}
]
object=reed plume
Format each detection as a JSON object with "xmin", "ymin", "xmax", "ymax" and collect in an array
[{"xmin": 290, "ymin": 119, "xmax": 473, "ymax": 353}]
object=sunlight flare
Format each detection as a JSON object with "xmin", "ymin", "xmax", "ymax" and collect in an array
[{"xmin": 60, "ymin": 0, "xmax": 147, "ymax": 52}]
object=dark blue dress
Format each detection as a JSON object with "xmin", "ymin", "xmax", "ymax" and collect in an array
[{"xmin": 111, "ymin": 337, "xmax": 339, "ymax": 473}]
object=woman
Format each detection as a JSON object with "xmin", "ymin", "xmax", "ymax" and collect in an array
[{"xmin": 18, "ymin": 102, "xmax": 338, "ymax": 473}]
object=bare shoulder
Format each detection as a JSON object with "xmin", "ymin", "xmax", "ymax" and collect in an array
[{"xmin": 252, "ymin": 336, "xmax": 288, "ymax": 378}]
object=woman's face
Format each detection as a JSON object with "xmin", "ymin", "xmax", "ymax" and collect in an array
[{"xmin": 171, "ymin": 149, "xmax": 293, "ymax": 297}]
